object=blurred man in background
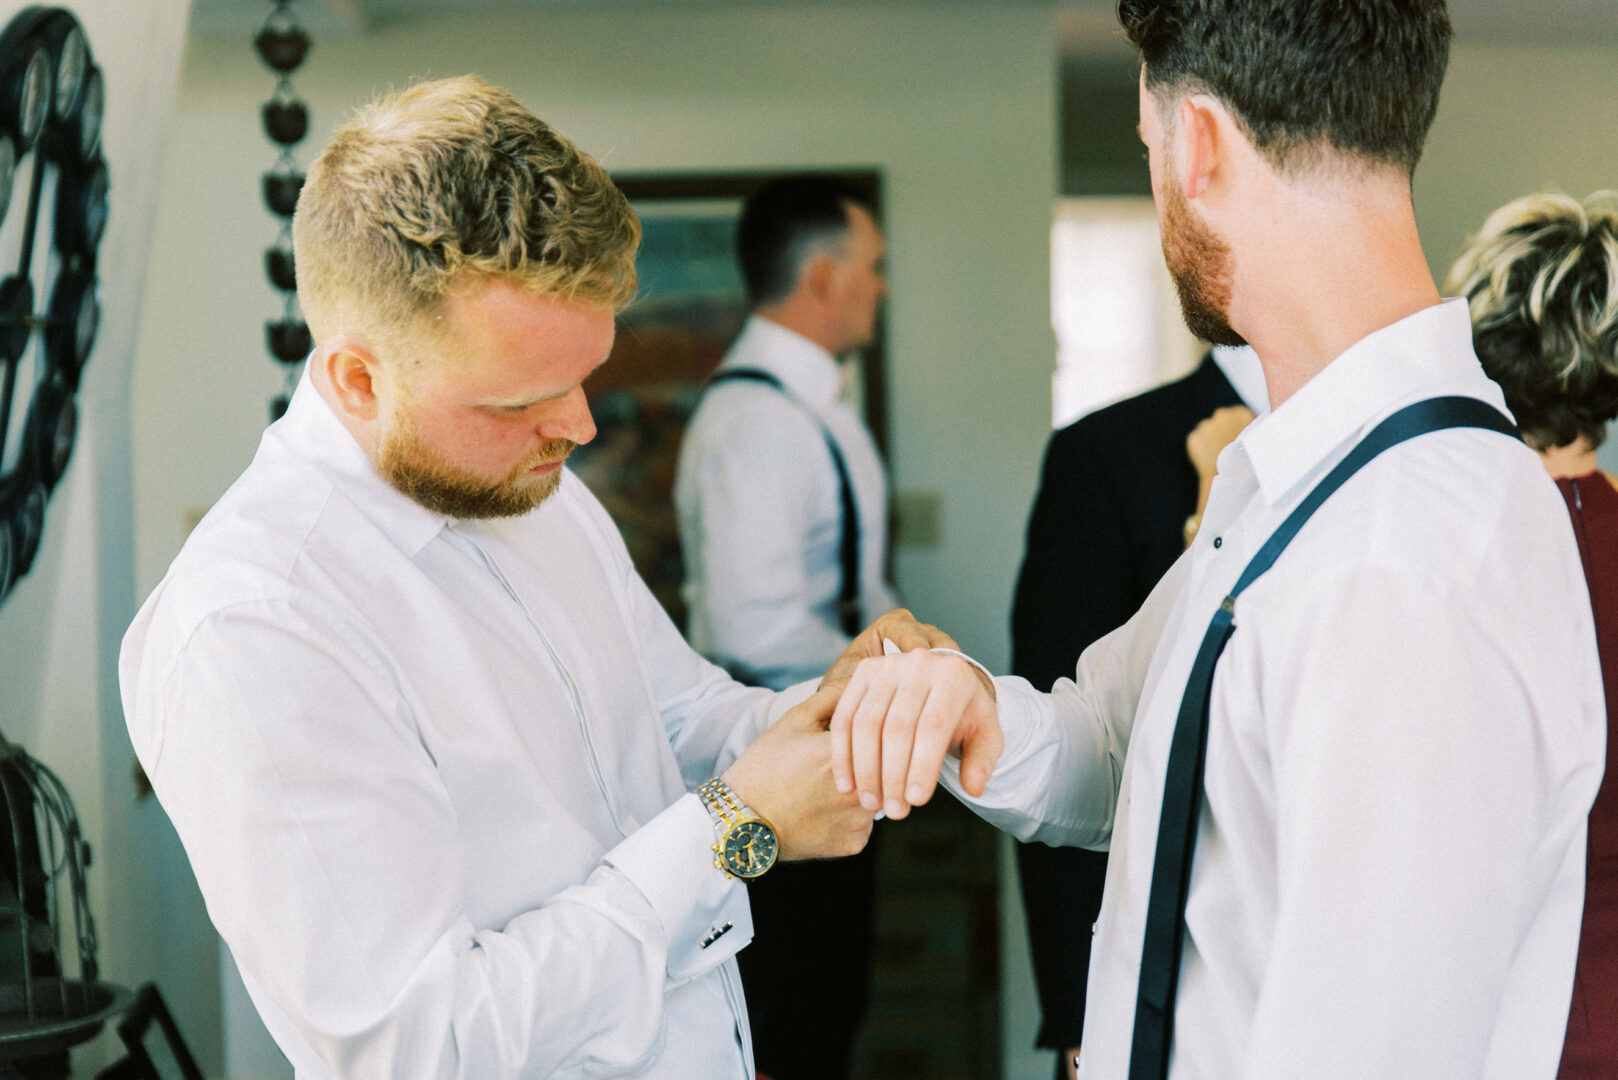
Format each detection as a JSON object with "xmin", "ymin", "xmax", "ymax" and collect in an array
[{"xmin": 676, "ymin": 175, "xmax": 899, "ymax": 1079}]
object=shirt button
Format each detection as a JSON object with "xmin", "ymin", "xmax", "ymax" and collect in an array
[{"xmin": 1212, "ymin": 536, "xmax": 1222, "ymax": 549}]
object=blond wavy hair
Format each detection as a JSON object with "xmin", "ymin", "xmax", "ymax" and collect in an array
[
  {"xmin": 293, "ymin": 75, "xmax": 639, "ymax": 356},
  {"xmin": 1447, "ymin": 190, "xmax": 1618, "ymax": 450}
]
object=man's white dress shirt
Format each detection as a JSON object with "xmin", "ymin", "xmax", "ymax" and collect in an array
[
  {"xmin": 675, "ymin": 316, "xmax": 899, "ymax": 690},
  {"xmin": 948, "ymin": 301, "xmax": 1606, "ymax": 1079},
  {"xmin": 121, "ymin": 371, "xmax": 813, "ymax": 1079}
]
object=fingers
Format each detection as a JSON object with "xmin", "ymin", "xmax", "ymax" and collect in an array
[
  {"xmin": 828, "ymin": 650, "xmax": 1001, "ymax": 816},
  {"xmin": 786, "ymin": 682, "xmax": 842, "ymax": 731},
  {"xmin": 828, "ymin": 677, "xmax": 862, "ymax": 794},
  {"xmin": 867, "ymin": 608, "xmax": 960, "ymax": 653},
  {"xmin": 905, "ymin": 684, "xmax": 959, "ymax": 807},
  {"xmin": 823, "ymin": 611, "xmax": 965, "ymax": 696},
  {"xmin": 879, "ymin": 676, "xmax": 932, "ymax": 818},
  {"xmin": 849, "ymin": 676, "xmax": 897, "ymax": 811},
  {"xmin": 956, "ymin": 706, "xmax": 1005, "ymax": 798}
]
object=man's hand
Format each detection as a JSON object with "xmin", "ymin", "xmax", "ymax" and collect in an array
[
  {"xmin": 827, "ymin": 649, "xmax": 1001, "ymax": 821},
  {"xmin": 722, "ymin": 685, "xmax": 875, "ymax": 861},
  {"xmin": 819, "ymin": 608, "xmax": 960, "ymax": 694}
]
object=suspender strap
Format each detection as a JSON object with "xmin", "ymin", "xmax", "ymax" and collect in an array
[
  {"xmin": 1127, "ymin": 396, "xmax": 1519, "ymax": 1080},
  {"xmin": 706, "ymin": 368, "xmax": 863, "ymax": 637}
]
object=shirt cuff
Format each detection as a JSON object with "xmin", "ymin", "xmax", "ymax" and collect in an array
[{"xmin": 601, "ymin": 792, "xmax": 753, "ymax": 984}]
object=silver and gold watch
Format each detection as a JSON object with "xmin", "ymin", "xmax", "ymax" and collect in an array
[{"xmin": 698, "ymin": 778, "xmax": 779, "ymax": 880}]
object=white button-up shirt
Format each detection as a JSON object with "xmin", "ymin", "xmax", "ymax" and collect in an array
[
  {"xmin": 121, "ymin": 372, "xmax": 811, "ymax": 1079},
  {"xmin": 675, "ymin": 316, "xmax": 900, "ymax": 690},
  {"xmin": 950, "ymin": 300, "xmax": 1606, "ymax": 1079}
]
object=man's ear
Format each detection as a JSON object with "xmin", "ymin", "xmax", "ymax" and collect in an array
[
  {"xmin": 1176, "ymin": 94, "xmax": 1225, "ymax": 201},
  {"xmin": 801, "ymin": 252, "xmax": 839, "ymax": 304},
  {"xmin": 323, "ymin": 338, "xmax": 386, "ymax": 422}
]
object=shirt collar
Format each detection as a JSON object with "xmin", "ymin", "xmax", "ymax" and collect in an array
[
  {"xmin": 1211, "ymin": 345, "xmax": 1270, "ymax": 416},
  {"xmin": 720, "ymin": 315, "xmax": 843, "ymax": 407},
  {"xmin": 1239, "ymin": 298, "xmax": 1506, "ymax": 506},
  {"xmin": 269, "ymin": 365, "xmax": 452, "ymax": 556}
]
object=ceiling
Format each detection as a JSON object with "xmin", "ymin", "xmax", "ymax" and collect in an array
[{"xmin": 192, "ymin": 0, "xmax": 1618, "ymax": 47}]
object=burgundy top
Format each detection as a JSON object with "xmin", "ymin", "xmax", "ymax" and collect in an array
[{"xmin": 1559, "ymin": 471, "xmax": 1618, "ymax": 1080}]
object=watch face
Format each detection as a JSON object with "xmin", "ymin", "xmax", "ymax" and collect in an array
[{"xmin": 720, "ymin": 819, "xmax": 779, "ymax": 879}]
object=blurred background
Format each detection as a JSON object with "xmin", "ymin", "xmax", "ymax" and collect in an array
[{"xmin": 0, "ymin": 0, "xmax": 1615, "ymax": 1075}]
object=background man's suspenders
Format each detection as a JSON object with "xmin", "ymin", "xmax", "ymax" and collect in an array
[
  {"xmin": 705, "ymin": 368, "xmax": 863, "ymax": 637},
  {"xmin": 1128, "ymin": 396, "xmax": 1519, "ymax": 1080}
]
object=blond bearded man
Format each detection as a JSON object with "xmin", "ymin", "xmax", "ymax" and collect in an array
[
  {"xmin": 827, "ymin": 2, "xmax": 1605, "ymax": 1078},
  {"xmin": 120, "ymin": 77, "xmax": 947, "ymax": 1079}
]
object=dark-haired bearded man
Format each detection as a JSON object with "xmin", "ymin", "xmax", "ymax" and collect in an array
[{"xmin": 823, "ymin": 3, "xmax": 1607, "ymax": 1078}]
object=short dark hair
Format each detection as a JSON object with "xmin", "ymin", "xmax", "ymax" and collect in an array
[
  {"xmin": 1117, "ymin": 0, "xmax": 1452, "ymax": 175},
  {"xmin": 737, "ymin": 176, "xmax": 873, "ymax": 307},
  {"xmin": 1447, "ymin": 191, "xmax": 1618, "ymax": 451}
]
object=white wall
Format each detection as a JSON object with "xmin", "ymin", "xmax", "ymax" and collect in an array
[
  {"xmin": 0, "ymin": 0, "xmax": 207, "ymax": 1073},
  {"xmin": 136, "ymin": 3, "xmax": 1058, "ymax": 1076},
  {"xmin": 1417, "ymin": 42, "xmax": 1618, "ymax": 281},
  {"xmin": 1417, "ymin": 41, "xmax": 1618, "ymax": 471}
]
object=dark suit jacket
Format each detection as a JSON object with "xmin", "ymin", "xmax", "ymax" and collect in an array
[{"xmin": 1009, "ymin": 355, "xmax": 1242, "ymax": 1049}]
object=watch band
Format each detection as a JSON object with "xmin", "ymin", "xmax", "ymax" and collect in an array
[{"xmin": 698, "ymin": 778, "xmax": 750, "ymax": 826}]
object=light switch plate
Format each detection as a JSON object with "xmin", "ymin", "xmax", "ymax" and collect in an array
[{"xmin": 893, "ymin": 490, "xmax": 942, "ymax": 548}]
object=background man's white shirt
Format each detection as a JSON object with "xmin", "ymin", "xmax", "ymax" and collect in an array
[
  {"xmin": 676, "ymin": 315, "xmax": 899, "ymax": 689},
  {"xmin": 948, "ymin": 301, "xmax": 1605, "ymax": 1079}
]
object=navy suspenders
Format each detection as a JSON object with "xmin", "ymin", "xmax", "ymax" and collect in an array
[
  {"xmin": 1127, "ymin": 396, "xmax": 1520, "ymax": 1080},
  {"xmin": 704, "ymin": 367, "xmax": 863, "ymax": 637}
]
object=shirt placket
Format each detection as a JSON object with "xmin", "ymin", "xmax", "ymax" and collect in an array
[{"xmin": 441, "ymin": 525, "xmax": 630, "ymax": 841}]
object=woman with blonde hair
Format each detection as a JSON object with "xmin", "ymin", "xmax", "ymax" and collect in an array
[{"xmin": 1449, "ymin": 190, "xmax": 1618, "ymax": 1079}]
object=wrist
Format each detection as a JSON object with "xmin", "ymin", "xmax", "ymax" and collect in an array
[{"xmin": 929, "ymin": 647, "xmax": 996, "ymax": 701}]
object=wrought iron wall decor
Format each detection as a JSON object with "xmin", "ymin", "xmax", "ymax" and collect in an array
[
  {"xmin": 0, "ymin": 7, "xmax": 108, "ymax": 611},
  {"xmin": 256, "ymin": 0, "xmax": 310, "ymax": 422}
]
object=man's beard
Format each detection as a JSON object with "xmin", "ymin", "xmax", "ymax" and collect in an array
[
  {"xmin": 1161, "ymin": 174, "xmax": 1247, "ymax": 348},
  {"xmin": 377, "ymin": 408, "xmax": 574, "ymax": 519}
]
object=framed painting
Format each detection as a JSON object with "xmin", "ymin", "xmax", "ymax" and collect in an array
[{"xmin": 572, "ymin": 170, "xmax": 886, "ymax": 630}]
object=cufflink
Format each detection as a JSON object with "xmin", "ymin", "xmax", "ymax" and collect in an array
[{"xmin": 700, "ymin": 921, "xmax": 734, "ymax": 949}]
